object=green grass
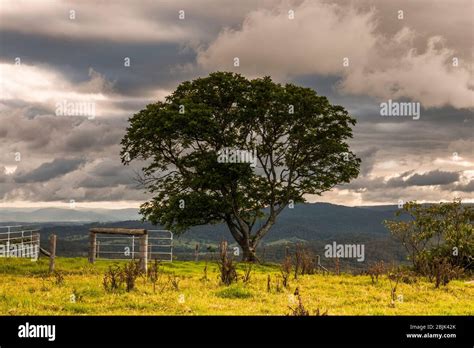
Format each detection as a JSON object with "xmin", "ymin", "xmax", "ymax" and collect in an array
[{"xmin": 0, "ymin": 257, "xmax": 472, "ymax": 315}]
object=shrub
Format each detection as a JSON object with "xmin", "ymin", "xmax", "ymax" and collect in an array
[
  {"xmin": 122, "ymin": 261, "xmax": 142, "ymax": 292},
  {"xmin": 168, "ymin": 274, "xmax": 181, "ymax": 291},
  {"xmin": 148, "ymin": 259, "xmax": 162, "ymax": 293},
  {"xmin": 103, "ymin": 265, "xmax": 123, "ymax": 292},
  {"xmin": 430, "ymin": 257, "xmax": 464, "ymax": 288},
  {"xmin": 280, "ymin": 256, "xmax": 292, "ymax": 288},
  {"xmin": 242, "ymin": 262, "xmax": 253, "ymax": 284},
  {"xmin": 200, "ymin": 261, "xmax": 209, "ymax": 282},
  {"xmin": 217, "ymin": 241, "xmax": 238, "ymax": 286},
  {"xmin": 387, "ymin": 266, "xmax": 403, "ymax": 307},
  {"xmin": 102, "ymin": 261, "xmax": 143, "ymax": 293},
  {"xmin": 294, "ymin": 244, "xmax": 316, "ymax": 278},
  {"xmin": 53, "ymin": 271, "xmax": 65, "ymax": 286},
  {"xmin": 367, "ymin": 261, "xmax": 385, "ymax": 284}
]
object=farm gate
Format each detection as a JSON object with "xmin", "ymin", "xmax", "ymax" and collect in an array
[
  {"xmin": 0, "ymin": 225, "xmax": 40, "ymax": 260},
  {"xmin": 89, "ymin": 228, "xmax": 173, "ymax": 272}
]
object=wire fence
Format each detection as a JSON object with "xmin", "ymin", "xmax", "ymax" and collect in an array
[
  {"xmin": 96, "ymin": 229, "xmax": 173, "ymax": 262},
  {"xmin": 0, "ymin": 225, "xmax": 40, "ymax": 259}
]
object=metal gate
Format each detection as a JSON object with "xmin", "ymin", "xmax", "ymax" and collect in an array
[
  {"xmin": 96, "ymin": 229, "xmax": 173, "ymax": 262},
  {"xmin": 0, "ymin": 225, "xmax": 40, "ymax": 260}
]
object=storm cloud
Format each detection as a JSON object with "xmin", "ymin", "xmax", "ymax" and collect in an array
[
  {"xmin": 0, "ymin": 0, "xmax": 472, "ymax": 207},
  {"xmin": 15, "ymin": 158, "xmax": 85, "ymax": 183}
]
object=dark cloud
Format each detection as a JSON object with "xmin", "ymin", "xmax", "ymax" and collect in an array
[
  {"xmin": 454, "ymin": 180, "xmax": 474, "ymax": 193},
  {"xmin": 15, "ymin": 158, "xmax": 85, "ymax": 183},
  {"xmin": 0, "ymin": 31, "xmax": 196, "ymax": 97},
  {"xmin": 0, "ymin": 1, "xmax": 472, "ymax": 206},
  {"xmin": 405, "ymin": 170, "xmax": 460, "ymax": 186}
]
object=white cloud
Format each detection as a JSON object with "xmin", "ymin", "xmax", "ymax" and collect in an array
[
  {"xmin": 197, "ymin": 0, "xmax": 474, "ymax": 109},
  {"xmin": 197, "ymin": 1, "xmax": 377, "ymax": 78},
  {"xmin": 0, "ymin": 63, "xmax": 170, "ymax": 118}
]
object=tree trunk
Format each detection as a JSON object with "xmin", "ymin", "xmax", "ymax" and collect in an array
[{"xmin": 240, "ymin": 240, "xmax": 258, "ymax": 262}]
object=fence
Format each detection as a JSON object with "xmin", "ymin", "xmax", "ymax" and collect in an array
[
  {"xmin": 95, "ymin": 230, "xmax": 173, "ymax": 262},
  {"xmin": 0, "ymin": 225, "xmax": 40, "ymax": 260}
]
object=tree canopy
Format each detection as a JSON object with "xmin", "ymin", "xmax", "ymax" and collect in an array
[{"xmin": 121, "ymin": 72, "xmax": 360, "ymax": 261}]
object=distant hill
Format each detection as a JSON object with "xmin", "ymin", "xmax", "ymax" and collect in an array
[
  {"xmin": 0, "ymin": 207, "xmax": 141, "ymax": 222},
  {"xmin": 0, "ymin": 203, "xmax": 398, "ymax": 240},
  {"xmin": 0, "ymin": 203, "xmax": 409, "ymax": 267}
]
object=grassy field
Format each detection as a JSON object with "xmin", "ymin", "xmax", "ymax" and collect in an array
[{"xmin": 0, "ymin": 257, "xmax": 472, "ymax": 315}]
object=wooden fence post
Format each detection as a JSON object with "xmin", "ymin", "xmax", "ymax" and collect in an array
[
  {"xmin": 194, "ymin": 243, "xmax": 199, "ymax": 262},
  {"xmin": 89, "ymin": 232, "xmax": 96, "ymax": 263},
  {"xmin": 139, "ymin": 233, "xmax": 148, "ymax": 273},
  {"xmin": 49, "ymin": 234, "xmax": 56, "ymax": 273}
]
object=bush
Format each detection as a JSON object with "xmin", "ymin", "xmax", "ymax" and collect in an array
[
  {"xmin": 294, "ymin": 244, "xmax": 317, "ymax": 277},
  {"xmin": 242, "ymin": 262, "xmax": 253, "ymax": 284},
  {"xmin": 53, "ymin": 271, "xmax": 65, "ymax": 286},
  {"xmin": 280, "ymin": 256, "xmax": 292, "ymax": 288},
  {"xmin": 122, "ymin": 261, "xmax": 142, "ymax": 292},
  {"xmin": 102, "ymin": 261, "xmax": 143, "ymax": 293},
  {"xmin": 103, "ymin": 265, "xmax": 122, "ymax": 292},
  {"xmin": 148, "ymin": 259, "xmax": 162, "ymax": 293},
  {"xmin": 429, "ymin": 257, "xmax": 464, "ymax": 288},
  {"xmin": 367, "ymin": 261, "xmax": 385, "ymax": 284},
  {"xmin": 217, "ymin": 241, "xmax": 238, "ymax": 286}
]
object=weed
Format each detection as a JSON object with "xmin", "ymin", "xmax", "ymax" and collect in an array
[
  {"xmin": 148, "ymin": 259, "xmax": 162, "ymax": 293},
  {"xmin": 367, "ymin": 261, "xmax": 385, "ymax": 284},
  {"xmin": 294, "ymin": 244, "xmax": 316, "ymax": 278},
  {"xmin": 53, "ymin": 271, "xmax": 65, "ymax": 286},
  {"xmin": 216, "ymin": 241, "xmax": 238, "ymax": 286},
  {"xmin": 200, "ymin": 261, "xmax": 209, "ymax": 282},
  {"xmin": 122, "ymin": 261, "xmax": 142, "ymax": 292},
  {"xmin": 103, "ymin": 265, "xmax": 122, "ymax": 292},
  {"xmin": 280, "ymin": 256, "xmax": 292, "ymax": 288},
  {"xmin": 169, "ymin": 274, "xmax": 181, "ymax": 291},
  {"xmin": 242, "ymin": 262, "xmax": 253, "ymax": 284}
]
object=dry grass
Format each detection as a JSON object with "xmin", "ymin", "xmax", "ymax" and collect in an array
[{"xmin": 0, "ymin": 257, "xmax": 472, "ymax": 315}]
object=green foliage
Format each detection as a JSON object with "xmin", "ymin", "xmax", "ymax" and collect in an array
[
  {"xmin": 384, "ymin": 199, "xmax": 473, "ymax": 283},
  {"xmin": 121, "ymin": 72, "xmax": 360, "ymax": 260},
  {"xmin": 215, "ymin": 285, "xmax": 253, "ymax": 299}
]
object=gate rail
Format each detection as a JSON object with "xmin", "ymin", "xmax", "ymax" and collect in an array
[
  {"xmin": 0, "ymin": 225, "xmax": 40, "ymax": 259},
  {"xmin": 94, "ymin": 229, "xmax": 173, "ymax": 262}
]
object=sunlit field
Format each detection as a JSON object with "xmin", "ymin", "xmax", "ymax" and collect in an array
[{"xmin": 0, "ymin": 258, "xmax": 472, "ymax": 316}]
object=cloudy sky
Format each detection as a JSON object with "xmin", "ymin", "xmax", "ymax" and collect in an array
[{"xmin": 0, "ymin": 0, "xmax": 473, "ymax": 209}]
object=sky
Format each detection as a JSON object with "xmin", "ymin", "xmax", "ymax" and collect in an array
[{"xmin": 0, "ymin": 0, "xmax": 473, "ymax": 209}]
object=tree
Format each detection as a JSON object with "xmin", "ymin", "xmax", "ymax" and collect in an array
[
  {"xmin": 121, "ymin": 72, "xmax": 360, "ymax": 261},
  {"xmin": 384, "ymin": 199, "xmax": 473, "ymax": 274}
]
